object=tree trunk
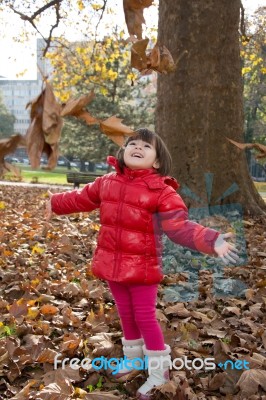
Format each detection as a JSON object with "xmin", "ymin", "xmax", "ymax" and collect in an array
[{"xmin": 156, "ymin": 0, "xmax": 266, "ymax": 216}]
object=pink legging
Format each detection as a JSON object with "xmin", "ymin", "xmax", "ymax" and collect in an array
[{"xmin": 107, "ymin": 280, "xmax": 165, "ymax": 350}]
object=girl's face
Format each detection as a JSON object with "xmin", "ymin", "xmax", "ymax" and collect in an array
[{"xmin": 123, "ymin": 139, "xmax": 160, "ymax": 170}]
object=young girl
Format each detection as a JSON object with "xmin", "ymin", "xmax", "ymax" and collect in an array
[{"xmin": 46, "ymin": 128, "xmax": 239, "ymax": 399}]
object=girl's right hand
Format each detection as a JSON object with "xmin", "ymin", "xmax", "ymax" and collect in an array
[{"xmin": 45, "ymin": 190, "xmax": 53, "ymax": 221}]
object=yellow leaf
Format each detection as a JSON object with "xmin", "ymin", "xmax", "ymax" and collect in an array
[
  {"xmin": 3, "ymin": 250, "xmax": 12, "ymax": 256},
  {"xmin": 31, "ymin": 245, "xmax": 45, "ymax": 255},
  {"xmin": 242, "ymin": 67, "xmax": 251, "ymax": 75},
  {"xmin": 0, "ymin": 201, "xmax": 5, "ymax": 209},
  {"xmin": 27, "ymin": 307, "xmax": 40, "ymax": 319},
  {"xmin": 77, "ymin": 0, "xmax": 85, "ymax": 10},
  {"xmin": 31, "ymin": 278, "xmax": 40, "ymax": 287},
  {"xmin": 92, "ymin": 2, "xmax": 102, "ymax": 10},
  {"xmin": 74, "ymin": 387, "xmax": 88, "ymax": 398}
]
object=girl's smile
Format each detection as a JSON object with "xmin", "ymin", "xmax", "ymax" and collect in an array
[{"xmin": 123, "ymin": 139, "xmax": 160, "ymax": 170}]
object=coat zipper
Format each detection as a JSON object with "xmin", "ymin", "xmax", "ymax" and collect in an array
[{"xmin": 113, "ymin": 178, "xmax": 128, "ymax": 279}]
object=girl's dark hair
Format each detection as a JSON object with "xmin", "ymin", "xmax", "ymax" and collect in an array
[{"xmin": 116, "ymin": 128, "xmax": 172, "ymax": 176}]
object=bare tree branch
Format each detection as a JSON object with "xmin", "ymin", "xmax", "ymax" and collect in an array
[
  {"xmin": 9, "ymin": 0, "xmax": 64, "ymax": 56},
  {"xmin": 91, "ymin": 0, "xmax": 108, "ymax": 60}
]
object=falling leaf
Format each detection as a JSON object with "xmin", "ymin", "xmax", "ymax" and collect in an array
[
  {"xmin": 131, "ymin": 40, "xmax": 181, "ymax": 75},
  {"xmin": 99, "ymin": 116, "xmax": 134, "ymax": 146},
  {"xmin": 0, "ymin": 135, "xmax": 25, "ymax": 178},
  {"xmin": 131, "ymin": 38, "xmax": 149, "ymax": 71},
  {"xmin": 26, "ymin": 81, "xmax": 63, "ymax": 170},
  {"xmin": 227, "ymin": 138, "xmax": 266, "ymax": 159},
  {"xmin": 147, "ymin": 43, "xmax": 176, "ymax": 74},
  {"xmin": 123, "ymin": 0, "xmax": 153, "ymax": 40},
  {"xmin": 61, "ymin": 92, "xmax": 95, "ymax": 118}
]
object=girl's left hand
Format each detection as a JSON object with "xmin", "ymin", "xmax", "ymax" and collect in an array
[{"xmin": 214, "ymin": 232, "xmax": 240, "ymax": 264}]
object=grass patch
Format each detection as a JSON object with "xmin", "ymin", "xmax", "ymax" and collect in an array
[
  {"xmin": 254, "ymin": 182, "xmax": 266, "ymax": 192},
  {"xmin": 22, "ymin": 170, "xmax": 68, "ymax": 185},
  {"xmin": 3, "ymin": 165, "xmax": 104, "ymax": 185}
]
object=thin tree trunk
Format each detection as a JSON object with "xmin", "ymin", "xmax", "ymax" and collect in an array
[{"xmin": 156, "ymin": 0, "xmax": 265, "ymax": 216}]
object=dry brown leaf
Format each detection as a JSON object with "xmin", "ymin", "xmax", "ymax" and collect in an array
[
  {"xmin": 10, "ymin": 380, "xmax": 37, "ymax": 400},
  {"xmin": 37, "ymin": 348, "xmax": 59, "ymax": 363},
  {"xmin": 87, "ymin": 333, "xmax": 114, "ymax": 356},
  {"xmin": 131, "ymin": 40, "xmax": 180, "ymax": 75},
  {"xmin": 25, "ymin": 81, "xmax": 63, "ymax": 169},
  {"xmin": 131, "ymin": 38, "xmax": 149, "ymax": 71},
  {"xmin": 99, "ymin": 116, "xmax": 134, "ymax": 146},
  {"xmin": 61, "ymin": 92, "xmax": 95, "ymax": 117},
  {"xmin": 227, "ymin": 138, "xmax": 266, "ymax": 159},
  {"xmin": 9, "ymin": 299, "xmax": 28, "ymax": 317},
  {"xmin": 36, "ymin": 381, "xmax": 74, "ymax": 400},
  {"xmin": 75, "ymin": 110, "xmax": 99, "ymax": 125},
  {"xmin": 26, "ymin": 117, "xmax": 45, "ymax": 169},
  {"xmin": 236, "ymin": 369, "xmax": 266, "ymax": 397},
  {"xmin": 123, "ymin": 0, "xmax": 153, "ymax": 40},
  {"xmin": 42, "ymin": 82, "xmax": 63, "ymax": 141},
  {"xmin": 208, "ymin": 372, "xmax": 226, "ymax": 390},
  {"xmin": 164, "ymin": 303, "xmax": 191, "ymax": 318},
  {"xmin": 147, "ymin": 43, "xmax": 176, "ymax": 74},
  {"xmin": 0, "ymin": 135, "xmax": 25, "ymax": 177}
]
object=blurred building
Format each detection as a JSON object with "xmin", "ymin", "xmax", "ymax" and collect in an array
[{"xmin": 0, "ymin": 38, "xmax": 52, "ymax": 135}]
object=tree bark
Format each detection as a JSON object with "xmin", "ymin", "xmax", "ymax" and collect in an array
[{"xmin": 156, "ymin": 0, "xmax": 266, "ymax": 216}]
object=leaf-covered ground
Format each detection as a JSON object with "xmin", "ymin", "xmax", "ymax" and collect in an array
[{"xmin": 0, "ymin": 184, "xmax": 266, "ymax": 400}]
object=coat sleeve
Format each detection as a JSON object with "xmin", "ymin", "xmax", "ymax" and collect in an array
[
  {"xmin": 157, "ymin": 186, "xmax": 220, "ymax": 255},
  {"xmin": 51, "ymin": 177, "xmax": 101, "ymax": 215}
]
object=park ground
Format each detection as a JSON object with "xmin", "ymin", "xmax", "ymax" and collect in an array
[{"xmin": 0, "ymin": 182, "xmax": 265, "ymax": 399}]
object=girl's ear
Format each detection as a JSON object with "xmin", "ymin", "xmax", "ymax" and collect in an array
[{"xmin": 153, "ymin": 160, "xmax": 160, "ymax": 169}]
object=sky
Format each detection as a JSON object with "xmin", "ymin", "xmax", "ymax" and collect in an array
[{"xmin": 0, "ymin": 0, "xmax": 264, "ymax": 80}]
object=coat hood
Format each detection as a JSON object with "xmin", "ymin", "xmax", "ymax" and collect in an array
[{"xmin": 107, "ymin": 155, "xmax": 180, "ymax": 190}]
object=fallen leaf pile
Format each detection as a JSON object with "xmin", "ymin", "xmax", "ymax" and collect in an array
[{"xmin": 0, "ymin": 184, "xmax": 266, "ymax": 399}]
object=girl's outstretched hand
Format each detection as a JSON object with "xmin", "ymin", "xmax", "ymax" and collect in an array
[
  {"xmin": 214, "ymin": 232, "xmax": 240, "ymax": 265},
  {"xmin": 45, "ymin": 190, "xmax": 53, "ymax": 221}
]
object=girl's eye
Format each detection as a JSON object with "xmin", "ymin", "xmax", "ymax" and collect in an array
[{"xmin": 145, "ymin": 144, "xmax": 151, "ymax": 148}]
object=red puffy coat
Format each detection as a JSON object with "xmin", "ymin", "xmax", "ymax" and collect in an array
[{"xmin": 51, "ymin": 156, "xmax": 219, "ymax": 284}]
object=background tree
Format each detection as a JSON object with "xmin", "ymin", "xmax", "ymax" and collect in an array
[
  {"xmin": 156, "ymin": 0, "xmax": 265, "ymax": 215},
  {"xmin": 241, "ymin": 6, "xmax": 266, "ymax": 169},
  {"xmin": 0, "ymin": 92, "xmax": 15, "ymax": 139}
]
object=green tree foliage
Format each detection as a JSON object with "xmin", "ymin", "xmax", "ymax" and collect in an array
[{"xmin": 0, "ymin": 92, "xmax": 15, "ymax": 139}]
